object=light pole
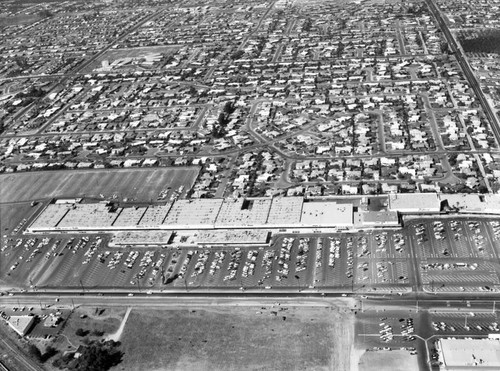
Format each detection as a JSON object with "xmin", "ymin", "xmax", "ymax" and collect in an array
[{"xmin": 295, "ymin": 275, "xmax": 301, "ymax": 292}]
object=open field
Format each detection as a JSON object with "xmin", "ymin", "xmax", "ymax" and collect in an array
[
  {"xmin": 53, "ymin": 307, "xmax": 124, "ymax": 351},
  {"xmin": 0, "ymin": 167, "xmax": 199, "ymax": 203},
  {"xmin": 113, "ymin": 305, "xmax": 354, "ymax": 371},
  {"xmin": 460, "ymin": 31, "xmax": 500, "ymax": 54},
  {"xmin": 81, "ymin": 46, "xmax": 181, "ymax": 72},
  {"xmin": 358, "ymin": 349, "xmax": 419, "ymax": 371},
  {"xmin": 0, "ymin": 14, "xmax": 42, "ymax": 27}
]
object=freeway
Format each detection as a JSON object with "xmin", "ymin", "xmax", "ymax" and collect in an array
[{"xmin": 425, "ymin": 0, "xmax": 500, "ymax": 145}]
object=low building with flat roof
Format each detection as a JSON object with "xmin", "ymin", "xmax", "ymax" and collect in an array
[
  {"xmin": 441, "ymin": 194, "xmax": 500, "ymax": 214},
  {"xmin": 113, "ymin": 207, "xmax": 147, "ymax": 227},
  {"xmin": 360, "ymin": 210, "xmax": 399, "ymax": 227},
  {"xmin": 57, "ymin": 203, "xmax": 120, "ymax": 229},
  {"xmin": 110, "ymin": 230, "xmax": 173, "ymax": 246},
  {"xmin": 266, "ymin": 197, "xmax": 303, "ymax": 226},
  {"xmin": 300, "ymin": 201, "xmax": 353, "ymax": 227},
  {"xmin": 437, "ymin": 338, "xmax": 500, "ymax": 370},
  {"xmin": 196, "ymin": 229, "xmax": 270, "ymax": 245},
  {"xmin": 164, "ymin": 199, "xmax": 223, "ymax": 228},
  {"xmin": 138, "ymin": 203, "xmax": 172, "ymax": 226},
  {"xmin": 389, "ymin": 193, "xmax": 440, "ymax": 213},
  {"xmin": 215, "ymin": 198, "xmax": 272, "ymax": 227},
  {"xmin": 29, "ymin": 203, "xmax": 70, "ymax": 230},
  {"xmin": 6, "ymin": 315, "xmax": 36, "ymax": 337}
]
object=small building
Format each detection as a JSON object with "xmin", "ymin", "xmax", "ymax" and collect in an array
[
  {"xmin": 7, "ymin": 315, "xmax": 36, "ymax": 336},
  {"xmin": 360, "ymin": 211, "xmax": 399, "ymax": 227},
  {"xmin": 197, "ymin": 229, "xmax": 270, "ymax": 245},
  {"xmin": 44, "ymin": 313, "xmax": 62, "ymax": 328}
]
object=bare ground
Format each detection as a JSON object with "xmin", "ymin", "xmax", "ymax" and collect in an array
[{"xmin": 112, "ymin": 304, "xmax": 355, "ymax": 371}]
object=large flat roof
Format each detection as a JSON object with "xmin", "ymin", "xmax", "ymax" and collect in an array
[
  {"xmin": 215, "ymin": 198, "xmax": 272, "ymax": 226},
  {"xmin": 300, "ymin": 201, "xmax": 353, "ymax": 226},
  {"xmin": 442, "ymin": 194, "xmax": 500, "ymax": 214},
  {"xmin": 30, "ymin": 203, "xmax": 70, "ymax": 229},
  {"xmin": 361, "ymin": 210, "xmax": 399, "ymax": 225},
  {"xmin": 57, "ymin": 203, "xmax": 119, "ymax": 228},
  {"xmin": 138, "ymin": 203, "xmax": 172, "ymax": 226},
  {"xmin": 28, "ymin": 196, "xmax": 409, "ymax": 232},
  {"xmin": 389, "ymin": 193, "xmax": 440, "ymax": 212},
  {"xmin": 164, "ymin": 199, "xmax": 223, "ymax": 227},
  {"xmin": 113, "ymin": 207, "xmax": 147, "ymax": 227},
  {"xmin": 267, "ymin": 197, "xmax": 303, "ymax": 225},
  {"xmin": 439, "ymin": 338, "xmax": 500, "ymax": 369}
]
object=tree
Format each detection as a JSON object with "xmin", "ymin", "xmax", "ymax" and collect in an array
[
  {"xmin": 52, "ymin": 340, "xmax": 122, "ymax": 371},
  {"xmin": 28, "ymin": 344, "xmax": 42, "ymax": 362},
  {"xmin": 75, "ymin": 328, "xmax": 89, "ymax": 337},
  {"xmin": 74, "ymin": 340, "xmax": 122, "ymax": 371},
  {"xmin": 41, "ymin": 346, "xmax": 58, "ymax": 363}
]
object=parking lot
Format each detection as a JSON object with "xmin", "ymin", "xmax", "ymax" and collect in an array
[
  {"xmin": 1, "ymin": 231, "xmax": 416, "ymax": 292},
  {"xmin": 429, "ymin": 311, "xmax": 500, "ymax": 336},
  {"xmin": 356, "ymin": 309, "xmax": 424, "ymax": 367},
  {"xmin": 3, "ymin": 216, "xmax": 500, "ymax": 293},
  {"xmin": 408, "ymin": 218, "xmax": 500, "ymax": 293}
]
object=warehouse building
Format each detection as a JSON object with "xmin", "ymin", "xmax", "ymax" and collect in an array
[{"xmin": 437, "ymin": 338, "xmax": 500, "ymax": 370}]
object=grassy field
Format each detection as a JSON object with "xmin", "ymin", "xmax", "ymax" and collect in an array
[
  {"xmin": 53, "ymin": 307, "xmax": 124, "ymax": 351},
  {"xmin": 81, "ymin": 46, "xmax": 180, "ymax": 72},
  {"xmin": 0, "ymin": 167, "xmax": 199, "ymax": 203},
  {"xmin": 113, "ymin": 305, "xmax": 354, "ymax": 371},
  {"xmin": 460, "ymin": 31, "xmax": 500, "ymax": 54},
  {"xmin": 0, "ymin": 14, "xmax": 42, "ymax": 26}
]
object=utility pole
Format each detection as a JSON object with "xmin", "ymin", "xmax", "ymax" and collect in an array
[{"xmin": 79, "ymin": 279, "xmax": 85, "ymax": 293}]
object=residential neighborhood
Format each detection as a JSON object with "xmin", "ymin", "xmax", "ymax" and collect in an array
[{"xmin": 2, "ymin": 0, "xmax": 500, "ymax": 198}]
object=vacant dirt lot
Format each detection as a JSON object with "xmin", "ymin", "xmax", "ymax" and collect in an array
[
  {"xmin": 113, "ymin": 304, "xmax": 355, "ymax": 371},
  {"xmin": 357, "ymin": 349, "xmax": 419, "ymax": 371}
]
